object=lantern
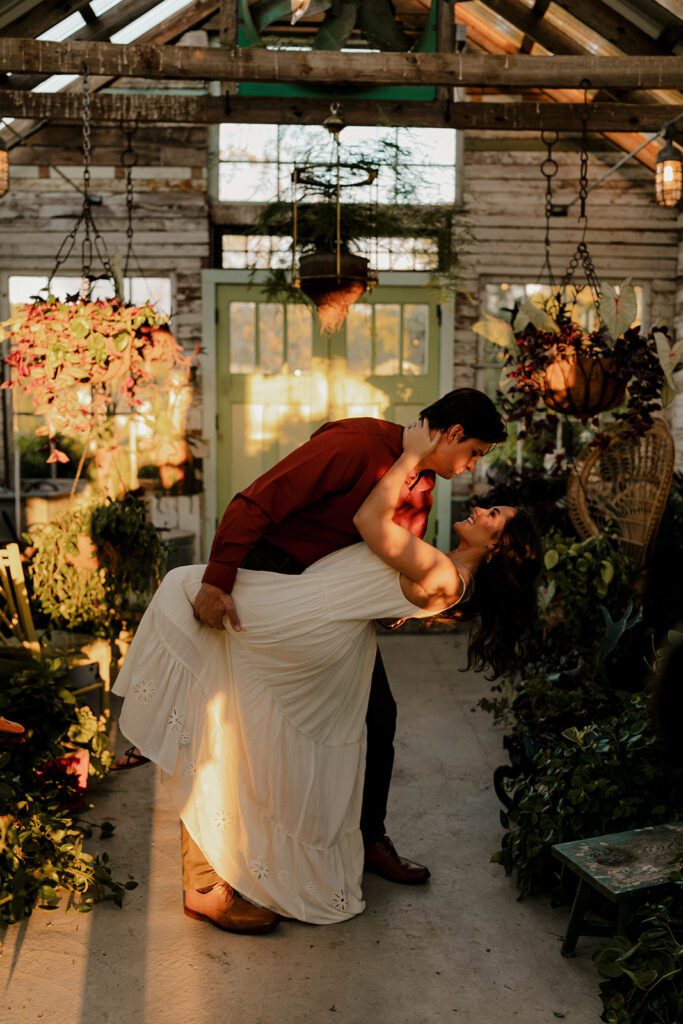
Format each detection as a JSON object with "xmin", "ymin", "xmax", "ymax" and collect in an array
[
  {"xmin": 655, "ymin": 138, "xmax": 683, "ymax": 208},
  {"xmin": 0, "ymin": 139, "xmax": 9, "ymax": 199}
]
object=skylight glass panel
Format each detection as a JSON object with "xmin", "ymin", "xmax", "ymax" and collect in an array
[
  {"xmin": 37, "ymin": 12, "xmax": 87, "ymax": 41},
  {"xmin": 32, "ymin": 74, "xmax": 81, "ymax": 93},
  {"xmin": 90, "ymin": 0, "xmax": 124, "ymax": 15},
  {"xmin": 110, "ymin": 0, "xmax": 195, "ymax": 43}
]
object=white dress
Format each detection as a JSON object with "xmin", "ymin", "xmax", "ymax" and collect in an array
[{"xmin": 113, "ymin": 542, "xmax": 459, "ymax": 925}]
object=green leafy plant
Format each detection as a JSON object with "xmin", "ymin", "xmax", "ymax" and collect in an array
[
  {"xmin": 594, "ymin": 892, "xmax": 683, "ymax": 1024},
  {"xmin": 28, "ymin": 494, "xmax": 165, "ymax": 636},
  {"xmin": 0, "ymin": 656, "xmax": 134, "ymax": 923}
]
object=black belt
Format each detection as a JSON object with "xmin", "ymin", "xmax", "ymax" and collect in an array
[{"xmin": 241, "ymin": 538, "xmax": 306, "ymax": 576}]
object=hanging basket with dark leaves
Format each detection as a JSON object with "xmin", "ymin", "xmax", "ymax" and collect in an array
[{"xmin": 474, "ymin": 280, "xmax": 682, "ymax": 447}]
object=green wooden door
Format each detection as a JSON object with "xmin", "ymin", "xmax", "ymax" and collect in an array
[{"xmin": 215, "ymin": 283, "xmax": 440, "ymax": 523}]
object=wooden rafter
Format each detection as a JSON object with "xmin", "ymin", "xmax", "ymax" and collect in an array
[
  {"xmin": 218, "ymin": 0, "xmax": 237, "ymax": 47},
  {"xmin": 550, "ymin": 0, "xmax": 667, "ymax": 56},
  {"xmin": 4, "ymin": 39, "xmax": 683, "ymax": 87},
  {"xmin": 1, "ymin": 0, "xmax": 95, "ymax": 38},
  {"xmin": 476, "ymin": 0, "xmax": 583, "ymax": 55}
]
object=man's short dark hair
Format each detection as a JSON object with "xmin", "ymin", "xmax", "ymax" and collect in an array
[{"xmin": 420, "ymin": 388, "xmax": 506, "ymax": 443}]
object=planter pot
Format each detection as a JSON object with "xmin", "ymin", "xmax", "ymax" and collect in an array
[
  {"xmin": 298, "ymin": 252, "xmax": 369, "ymax": 334},
  {"xmin": 542, "ymin": 352, "xmax": 626, "ymax": 417}
]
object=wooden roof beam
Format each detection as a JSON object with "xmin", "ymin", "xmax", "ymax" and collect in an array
[
  {"xmin": 2, "ymin": 88, "xmax": 682, "ymax": 133},
  {"xmin": 5, "ymin": 39, "xmax": 683, "ymax": 87},
  {"xmin": 550, "ymin": 0, "xmax": 666, "ymax": 56},
  {"xmin": 477, "ymin": 0, "xmax": 584, "ymax": 55}
]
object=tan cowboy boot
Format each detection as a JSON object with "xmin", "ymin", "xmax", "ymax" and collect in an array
[{"xmin": 183, "ymin": 881, "xmax": 280, "ymax": 934}]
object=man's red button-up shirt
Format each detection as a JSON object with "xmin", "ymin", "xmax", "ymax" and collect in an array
[{"xmin": 202, "ymin": 417, "xmax": 435, "ymax": 593}]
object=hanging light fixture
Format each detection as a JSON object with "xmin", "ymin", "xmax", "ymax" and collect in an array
[
  {"xmin": 655, "ymin": 136, "xmax": 683, "ymax": 207},
  {"xmin": 0, "ymin": 138, "xmax": 9, "ymax": 199},
  {"xmin": 291, "ymin": 102, "xmax": 378, "ymax": 334}
]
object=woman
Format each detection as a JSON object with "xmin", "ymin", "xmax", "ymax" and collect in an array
[{"xmin": 113, "ymin": 422, "xmax": 541, "ymax": 929}]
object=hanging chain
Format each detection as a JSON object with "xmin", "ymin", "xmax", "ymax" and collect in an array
[
  {"xmin": 538, "ymin": 129, "xmax": 559, "ymax": 288},
  {"xmin": 121, "ymin": 122, "xmax": 138, "ymax": 280},
  {"xmin": 80, "ymin": 64, "xmax": 92, "ymax": 297},
  {"xmin": 47, "ymin": 64, "xmax": 117, "ymax": 301},
  {"xmin": 560, "ymin": 84, "xmax": 602, "ymax": 308}
]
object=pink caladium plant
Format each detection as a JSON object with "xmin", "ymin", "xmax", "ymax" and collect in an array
[{"xmin": 2, "ymin": 296, "xmax": 192, "ymax": 464}]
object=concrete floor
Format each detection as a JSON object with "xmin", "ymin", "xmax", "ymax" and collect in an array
[{"xmin": 1, "ymin": 633, "xmax": 603, "ymax": 1024}]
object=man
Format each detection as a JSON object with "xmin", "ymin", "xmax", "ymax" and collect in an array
[{"xmin": 188, "ymin": 387, "xmax": 506, "ymax": 932}]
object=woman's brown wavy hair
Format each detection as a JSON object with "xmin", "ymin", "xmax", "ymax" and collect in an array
[{"xmin": 431, "ymin": 508, "xmax": 543, "ymax": 679}]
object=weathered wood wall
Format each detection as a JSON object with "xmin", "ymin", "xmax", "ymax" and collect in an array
[
  {"xmin": 0, "ymin": 123, "xmax": 209, "ymax": 489},
  {"xmin": 455, "ymin": 131, "xmax": 683, "ymax": 476}
]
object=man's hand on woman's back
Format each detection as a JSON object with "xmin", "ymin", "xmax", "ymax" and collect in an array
[{"xmin": 192, "ymin": 583, "xmax": 242, "ymax": 631}]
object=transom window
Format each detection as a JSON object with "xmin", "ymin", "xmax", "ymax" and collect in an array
[
  {"xmin": 218, "ymin": 124, "xmax": 456, "ymax": 205},
  {"xmin": 220, "ymin": 233, "xmax": 439, "ymax": 272}
]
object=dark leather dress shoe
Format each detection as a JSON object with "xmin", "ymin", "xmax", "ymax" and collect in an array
[{"xmin": 363, "ymin": 835, "xmax": 431, "ymax": 885}]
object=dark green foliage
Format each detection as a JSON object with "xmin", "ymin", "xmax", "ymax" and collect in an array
[
  {"xmin": 493, "ymin": 697, "xmax": 683, "ymax": 896},
  {"xmin": 0, "ymin": 657, "xmax": 133, "ymax": 924},
  {"xmin": 29, "ymin": 494, "xmax": 166, "ymax": 636},
  {"xmin": 594, "ymin": 891, "xmax": 683, "ymax": 1024},
  {"xmin": 90, "ymin": 493, "xmax": 165, "ymax": 608}
]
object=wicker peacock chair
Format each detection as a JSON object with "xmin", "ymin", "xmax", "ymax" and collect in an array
[{"xmin": 567, "ymin": 419, "xmax": 675, "ymax": 571}]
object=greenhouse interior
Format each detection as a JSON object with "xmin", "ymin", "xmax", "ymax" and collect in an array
[{"xmin": 1, "ymin": 2, "xmax": 683, "ymax": 1022}]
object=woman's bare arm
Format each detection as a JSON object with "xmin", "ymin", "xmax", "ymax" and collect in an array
[{"xmin": 352, "ymin": 425, "xmax": 460, "ymax": 601}]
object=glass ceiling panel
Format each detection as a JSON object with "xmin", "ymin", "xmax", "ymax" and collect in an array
[
  {"xmin": 110, "ymin": 0, "xmax": 196, "ymax": 43},
  {"xmin": 90, "ymin": 0, "xmax": 125, "ymax": 14},
  {"xmin": 32, "ymin": 74, "xmax": 80, "ymax": 93},
  {"xmin": 37, "ymin": 12, "xmax": 87, "ymax": 41}
]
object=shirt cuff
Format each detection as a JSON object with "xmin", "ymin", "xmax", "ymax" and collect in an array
[{"xmin": 201, "ymin": 561, "xmax": 237, "ymax": 593}]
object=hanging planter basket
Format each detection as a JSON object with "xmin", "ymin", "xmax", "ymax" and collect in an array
[
  {"xmin": 298, "ymin": 252, "xmax": 369, "ymax": 334},
  {"xmin": 541, "ymin": 349, "xmax": 626, "ymax": 417},
  {"xmin": 2, "ymin": 296, "xmax": 191, "ymax": 463}
]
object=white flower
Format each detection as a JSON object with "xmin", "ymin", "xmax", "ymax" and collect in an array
[
  {"xmin": 167, "ymin": 707, "xmax": 183, "ymax": 731},
  {"xmin": 277, "ymin": 870, "xmax": 288, "ymax": 882},
  {"xmin": 184, "ymin": 761, "xmax": 197, "ymax": 779},
  {"xmin": 304, "ymin": 880, "xmax": 315, "ymax": 894},
  {"xmin": 251, "ymin": 856, "xmax": 269, "ymax": 880},
  {"xmin": 179, "ymin": 731, "xmax": 191, "ymax": 746},
  {"xmin": 212, "ymin": 809, "xmax": 233, "ymax": 830},
  {"xmin": 131, "ymin": 678, "xmax": 157, "ymax": 705},
  {"xmin": 331, "ymin": 889, "xmax": 346, "ymax": 912}
]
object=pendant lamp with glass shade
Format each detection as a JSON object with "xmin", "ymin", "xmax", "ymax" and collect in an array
[
  {"xmin": 0, "ymin": 138, "xmax": 9, "ymax": 199},
  {"xmin": 655, "ymin": 135, "xmax": 683, "ymax": 207}
]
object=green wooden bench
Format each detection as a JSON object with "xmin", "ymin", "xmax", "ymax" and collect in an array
[{"xmin": 552, "ymin": 823, "xmax": 683, "ymax": 956}]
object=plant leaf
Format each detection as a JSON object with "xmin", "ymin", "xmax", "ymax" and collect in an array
[
  {"xmin": 513, "ymin": 297, "xmax": 560, "ymax": 335},
  {"xmin": 473, "ymin": 315, "xmax": 516, "ymax": 348},
  {"xmin": 600, "ymin": 278, "xmax": 638, "ymax": 340}
]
